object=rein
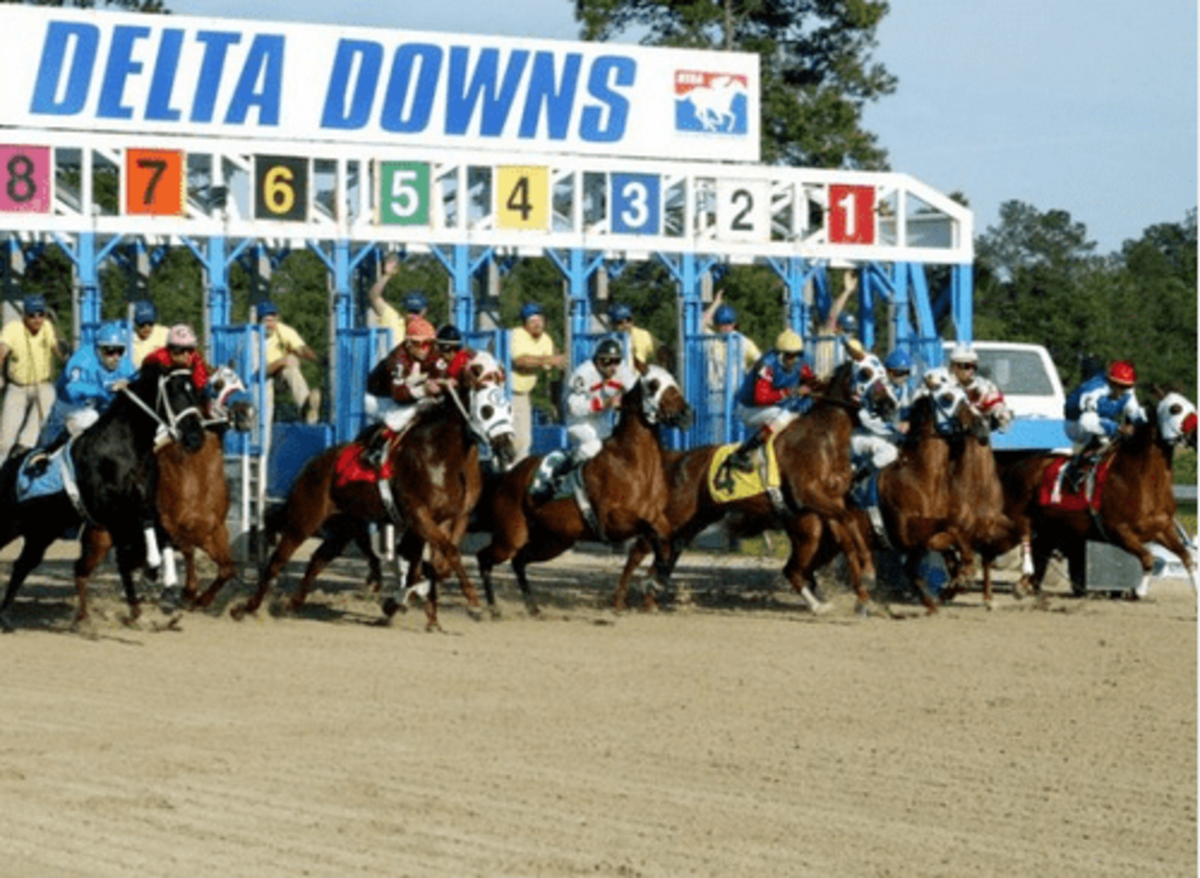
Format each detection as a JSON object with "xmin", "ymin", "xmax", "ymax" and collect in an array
[{"xmin": 118, "ymin": 371, "xmax": 203, "ymax": 446}]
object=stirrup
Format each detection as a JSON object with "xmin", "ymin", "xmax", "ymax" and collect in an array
[{"xmin": 25, "ymin": 451, "xmax": 50, "ymax": 477}]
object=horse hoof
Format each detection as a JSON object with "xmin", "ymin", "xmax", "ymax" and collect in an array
[
  {"xmin": 466, "ymin": 606, "xmax": 484, "ymax": 623},
  {"xmin": 230, "ymin": 603, "xmax": 248, "ymax": 622},
  {"xmin": 855, "ymin": 602, "xmax": 871, "ymax": 618}
]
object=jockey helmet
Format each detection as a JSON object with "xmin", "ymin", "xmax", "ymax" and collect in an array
[
  {"xmin": 133, "ymin": 300, "xmax": 157, "ymax": 325},
  {"xmin": 405, "ymin": 317, "xmax": 436, "ymax": 341},
  {"xmin": 775, "ymin": 328, "xmax": 804, "ymax": 354},
  {"xmin": 949, "ymin": 343, "xmax": 977, "ymax": 365},
  {"xmin": 593, "ymin": 337, "xmax": 623, "ymax": 364},
  {"xmin": 712, "ymin": 304, "xmax": 737, "ymax": 327},
  {"xmin": 1107, "ymin": 360, "xmax": 1136, "ymax": 386},
  {"xmin": 168, "ymin": 323, "xmax": 197, "ymax": 348},
  {"xmin": 257, "ymin": 300, "xmax": 279, "ymax": 318},
  {"xmin": 519, "ymin": 302, "xmax": 543, "ymax": 323},
  {"xmin": 96, "ymin": 322, "xmax": 125, "ymax": 350},
  {"xmin": 610, "ymin": 303, "xmax": 634, "ymax": 323},
  {"xmin": 837, "ymin": 312, "xmax": 857, "ymax": 333},
  {"xmin": 843, "ymin": 336, "xmax": 866, "ymax": 359},
  {"xmin": 22, "ymin": 294, "xmax": 45, "ymax": 315},
  {"xmin": 885, "ymin": 349, "xmax": 913, "ymax": 372},
  {"xmin": 435, "ymin": 324, "xmax": 463, "ymax": 348},
  {"xmin": 403, "ymin": 291, "xmax": 428, "ymax": 314}
]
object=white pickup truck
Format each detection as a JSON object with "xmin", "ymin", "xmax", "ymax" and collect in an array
[{"xmin": 942, "ymin": 341, "xmax": 1071, "ymax": 453}]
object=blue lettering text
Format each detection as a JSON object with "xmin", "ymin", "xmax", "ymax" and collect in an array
[
  {"xmin": 519, "ymin": 52, "xmax": 580, "ymax": 140},
  {"xmin": 580, "ymin": 56, "xmax": 633, "ymax": 142},
  {"xmin": 320, "ymin": 39, "xmax": 382, "ymax": 130},
  {"xmin": 445, "ymin": 47, "xmax": 528, "ymax": 137},
  {"xmin": 380, "ymin": 43, "xmax": 441, "ymax": 133},
  {"xmin": 30, "ymin": 21, "xmax": 98, "ymax": 116},
  {"xmin": 225, "ymin": 34, "xmax": 283, "ymax": 125}
]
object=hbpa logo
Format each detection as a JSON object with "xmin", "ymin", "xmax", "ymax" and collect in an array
[{"xmin": 674, "ymin": 71, "xmax": 749, "ymax": 135}]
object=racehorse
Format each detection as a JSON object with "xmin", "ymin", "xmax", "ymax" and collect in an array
[
  {"xmin": 229, "ymin": 352, "xmax": 516, "ymax": 629},
  {"xmin": 612, "ymin": 361, "xmax": 873, "ymax": 613},
  {"xmin": 0, "ymin": 362, "xmax": 206, "ymax": 628},
  {"xmin": 475, "ymin": 362, "xmax": 693, "ymax": 615},
  {"xmin": 75, "ymin": 365, "xmax": 257, "ymax": 611},
  {"xmin": 997, "ymin": 391, "xmax": 1197, "ymax": 600}
]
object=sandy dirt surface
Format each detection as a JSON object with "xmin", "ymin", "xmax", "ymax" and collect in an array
[{"xmin": 0, "ymin": 540, "xmax": 1194, "ymax": 877}]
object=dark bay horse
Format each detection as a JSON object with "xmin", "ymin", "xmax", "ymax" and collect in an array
[
  {"xmin": 230, "ymin": 353, "xmax": 516, "ymax": 629},
  {"xmin": 475, "ymin": 363, "xmax": 693, "ymax": 615},
  {"xmin": 0, "ymin": 362, "xmax": 206, "ymax": 628},
  {"xmin": 76, "ymin": 365, "xmax": 256, "ymax": 610},
  {"xmin": 998, "ymin": 392, "xmax": 1197, "ymax": 600},
  {"xmin": 613, "ymin": 361, "xmax": 872, "ymax": 613}
]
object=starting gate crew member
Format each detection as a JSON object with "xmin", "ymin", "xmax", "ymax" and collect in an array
[
  {"xmin": 367, "ymin": 254, "xmax": 406, "ymax": 344},
  {"xmin": 1061, "ymin": 360, "xmax": 1146, "ymax": 488},
  {"xmin": 0, "ymin": 294, "xmax": 66, "ymax": 461},
  {"xmin": 813, "ymin": 271, "xmax": 858, "ymax": 380},
  {"xmin": 702, "ymin": 290, "xmax": 763, "ymax": 380},
  {"xmin": 130, "ymin": 300, "xmax": 169, "ymax": 367},
  {"xmin": 510, "ymin": 302, "xmax": 566, "ymax": 461},
  {"xmin": 924, "ymin": 344, "xmax": 1013, "ymax": 431},
  {"xmin": 720, "ymin": 328, "xmax": 812, "ymax": 480},
  {"xmin": 610, "ymin": 303, "xmax": 657, "ymax": 367},
  {"xmin": 26, "ymin": 321, "xmax": 137, "ymax": 475},
  {"xmin": 258, "ymin": 301, "xmax": 321, "ymax": 424},
  {"xmin": 850, "ymin": 348, "xmax": 914, "ymax": 482},
  {"xmin": 533, "ymin": 337, "xmax": 630, "ymax": 495},
  {"xmin": 360, "ymin": 317, "xmax": 447, "ymax": 469},
  {"xmin": 142, "ymin": 324, "xmax": 212, "ymax": 393}
]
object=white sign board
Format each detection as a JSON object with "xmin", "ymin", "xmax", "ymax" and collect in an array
[{"xmin": 0, "ymin": 6, "xmax": 760, "ymax": 163}]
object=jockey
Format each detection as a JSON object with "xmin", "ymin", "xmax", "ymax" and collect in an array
[
  {"xmin": 434, "ymin": 324, "xmax": 473, "ymax": 383},
  {"xmin": 28, "ymin": 321, "xmax": 137, "ymax": 474},
  {"xmin": 851, "ymin": 348, "xmax": 914, "ymax": 482},
  {"xmin": 141, "ymin": 323, "xmax": 212, "ymax": 393},
  {"xmin": 927, "ymin": 343, "xmax": 1013, "ymax": 430},
  {"xmin": 719, "ymin": 328, "xmax": 812, "ymax": 482},
  {"xmin": 360, "ymin": 316, "xmax": 447, "ymax": 469},
  {"xmin": 1061, "ymin": 360, "xmax": 1146, "ymax": 490}
]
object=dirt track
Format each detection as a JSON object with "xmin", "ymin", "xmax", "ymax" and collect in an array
[{"xmin": 0, "ymin": 542, "xmax": 1194, "ymax": 877}]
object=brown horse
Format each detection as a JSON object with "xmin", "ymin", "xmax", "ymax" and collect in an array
[
  {"xmin": 613, "ymin": 361, "xmax": 872, "ymax": 613},
  {"xmin": 997, "ymin": 391, "xmax": 1196, "ymax": 600},
  {"xmin": 475, "ymin": 363, "xmax": 693, "ymax": 614},
  {"xmin": 230, "ymin": 354, "xmax": 516, "ymax": 629},
  {"xmin": 75, "ymin": 365, "xmax": 256, "ymax": 612}
]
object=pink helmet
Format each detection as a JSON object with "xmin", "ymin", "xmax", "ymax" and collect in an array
[
  {"xmin": 167, "ymin": 323, "xmax": 197, "ymax": 348},
  {"xmin": 405, "ymin": 317, "xmax": 436, "ymax": 341},
  {"xmin": 1107, "ymin": 361, "xmax": 1136, "ymax": 386}
]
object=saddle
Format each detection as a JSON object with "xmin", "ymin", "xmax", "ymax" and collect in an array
[
  {"xmin": 708, "ymin": 442, "xmax": 781, "ymax": 502},
  {"xmin": 1042, "ymin": 454, "xmax": 1112, "ymax": 511}
]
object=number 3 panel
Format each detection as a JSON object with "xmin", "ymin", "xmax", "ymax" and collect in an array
[
  {"xmin": 126, "ymin": 148, "xmax": 185, "ymax": 216},
  {"xmin": 0, "ymin": 145, "xmax": 51, "ymax": 213},
  {"xmin": 610, "ymin": 173, "xmax": 661, "ymax": 235},
  {"xmin": 716, "ymin": 179, "xmax": 770, "ymax": 242}
]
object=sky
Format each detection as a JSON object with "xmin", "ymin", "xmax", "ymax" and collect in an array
[{"xmin": 169, "ymin": 0, "xmax": 1198, "ymax": 256}]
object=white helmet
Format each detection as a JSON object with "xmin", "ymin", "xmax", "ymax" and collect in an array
[{"xmin": 949, "ymin": 343, "xmax": 978, "ymax": 365}]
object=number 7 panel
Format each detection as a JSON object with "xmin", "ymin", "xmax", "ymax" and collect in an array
[{"xmin": 126, "ymin": 149, "xmax": 185, "ymax": 216}]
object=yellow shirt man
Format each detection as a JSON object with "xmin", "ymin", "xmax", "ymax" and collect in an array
[
  {"xmin": 132, "ymin": 324, "xmax": 169, "ymax": 366},
  {"xmin": 0, "ymin": 296, "xmax": 63, "ymax": 457},
  {"xmin": 510, "ymin": 326, "xmax": 557, "ymax": 394},
  {"xmin": 0, "ymin": 314, "xmax": 59, "ymax": 385}
]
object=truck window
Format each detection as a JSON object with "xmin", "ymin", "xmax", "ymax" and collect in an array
[{"xmin": 976, "ymin": 350, "xmax": 1056, "ymax": 396}]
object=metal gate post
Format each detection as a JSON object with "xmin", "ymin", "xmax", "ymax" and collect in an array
[
  {"xmin": 765, "ymin": 256, "xmax": 819, "ymax": 336},
  {"xmin": 952, "ymin": 262, "xmax": 973, "ymax": 347},
  {"xmin": 545, "ymin": 247, "xmax": 605, "ymax": 367}
]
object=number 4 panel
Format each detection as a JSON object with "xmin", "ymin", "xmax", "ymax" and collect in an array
[
  {"xmin": 0, "ymin": 145, "xmax": 52, "ymax": 213},
  {"xmin": 495, "ymin": 166, "xmax": 549, "ymax": 231},
  {"xmin": 126, "ymin": 148, "xmax": 185, "ymax": 216}
]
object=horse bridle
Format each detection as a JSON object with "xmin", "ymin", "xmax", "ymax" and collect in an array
[{"xmin": 119, "ymin": 369, "xmax": 204, "ymax": 444}]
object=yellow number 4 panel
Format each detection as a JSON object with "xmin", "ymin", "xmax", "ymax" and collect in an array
[{"xmin": 495, "ymin": 165, "xmax": 549, "ymax": 231}]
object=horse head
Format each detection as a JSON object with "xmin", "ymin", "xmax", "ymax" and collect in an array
[
  {"xmin": 130, "ymin": 362, "xmax": 207, "ymax": 453},
  {"xmin": 460, "ymin": 350, "xmax": 517, "ymax": 472},
  {"xmin": 629, "ymin": 362, "xmax": 693, "ymax": 431},
  {"xmin": 206, "ymin": 364, "xmax": 256, "ymax": 433},
  {"xmin": 1156, "ymin": 392, "xmax": 1198, "ymax": 450},
  {"xmin": 909, "ymin": 383, "xmax": 979, "ymax": 442}
]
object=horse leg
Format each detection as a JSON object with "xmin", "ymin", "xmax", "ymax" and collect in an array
[
  {"xmin": 74, "ymin": 525, "xmax": 114, "ymax": 627},
  {"xmin": 781, "ymin": 515, "xmax": 827, "ymax": 614},
  {"xmin": 233, "ymin": 531, "xmax": 308, "ymax": 620},
  {"xmin": 1106, "ymin": 522, "xmax": 1159, "ymax": 600},
  {"xmin": 113, "ymin": 543, "xmax": 144, "ymax": 625},
  {"xmin": 351, "ymin": 522, "xmax": 384, "ymax": 593},
  {"xmin": 0, "ymin": 533, "xmax": 57, "ymax": 631},
  {"xmin": 614, "ymin": 536, "xmax": 653, "ymax": 612},
  {"xmin": 186, "ymin": 526, "xmax": 238, "ymax": 611}
]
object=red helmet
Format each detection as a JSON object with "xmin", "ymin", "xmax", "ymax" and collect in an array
[
  {"xmin": 405, "ymin": 317, "xmax": 436, "ymax": 341},
  {"xmin": 1107, "ymin": 361, "xmax": 1136, "ymax": 386}
]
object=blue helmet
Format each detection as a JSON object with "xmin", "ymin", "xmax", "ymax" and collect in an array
[
  {"xmin": 96, "ymin": 322, "xmax": 125, "ymax": 350},
  {"xmin": 132, "ymin": 300, "xmax": 157, "ymax": 325},
  {"xmin": 837, "ymin": 312, "xmax": 857, "ymax": 333},
  {"xmin": 885, "ymin": 349, "xmax": 913, "ymax": 372},
  {"xmin": 519, "ymin": 302, "xmax": 543, "ymax": 323},
  {"xmin": 610, "ymin": 303, "xmax": 634, "ymax": 323},
  {"xmin": 403, "ymin": 291, "xmax": 428, "ymax": 314},
  {"xmin": 257, "ymin": 300, "xmax": 279, "ymax": 318},
  {"xmin": 22, "ymin": 294, "xmax": 46, "ymax": 315},
  {"xmin": 713, "ymin": 304, "xmax": 737, "ymax": 327}
]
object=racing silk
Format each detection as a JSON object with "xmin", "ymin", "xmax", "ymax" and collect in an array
[
  {"xmin": 858, "ymin": 378, "xmax": 910, "ymax": 440},
  {"xmin": 442, "ymin": 348, "xmax": 474, "ymax": 383},
  {"xmin": 1065, "ymin": 373, "xmax": 1146, "ymax": 439},
  {"xmin": 564, "ymin": 360, "xmax": 632, "ymax": 461},
  {"xmin": 56, "ymin": 345, "xmax": 136, "ymax": 408},
  {"xmin": 735, "ymin": 350, "xmax": 810, "ymax": 411},
  {"xmin": 369, "ymin": 345, "xmax": 447, "ymax": 404},
  {"xmin": 141, "ymin": 347, "xmax": 211, "ymax": 392}
]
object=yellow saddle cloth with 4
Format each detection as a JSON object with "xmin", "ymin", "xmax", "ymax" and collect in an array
[{"xmin": 707, "ymin": 440, "xmax": 782, "ymax": 502}]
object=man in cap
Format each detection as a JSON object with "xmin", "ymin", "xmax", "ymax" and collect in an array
[
  {"xmin": 510, "ymin": 301, "xmax": 566, "ymax": 461},
  {"xmin": 0, "ymin": 294, "xmax": 66, "ymax": 460},
  {"xmin": 258, "ymin": 301, "xmax": 322, "ymax": 424},
  {"xmin": 130, "ymin": 299, "xmax": 169, "ymax": 367},
  {"xmin": 609, "ymin": 303, "xmax": 657, "ymax": 368}
]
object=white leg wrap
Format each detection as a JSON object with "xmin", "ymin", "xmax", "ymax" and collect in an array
[
  {"xmin": 162, "ymin": 548, "xmax": 178, "ymax": 587},
  {"xmin": 1021, "ymin": 540, "xmax": 1034, "ymax": 577},
  {"xmin": 144, "ymin": 527, "xmax": 162, "ymax": 569},
  {"xmin": 800, "ymin": 585, "xmax": 822, "ymax": 612},
  {"xmin": 1134, "ymin": 572, "xmax": 1151, "ymax": 600}
]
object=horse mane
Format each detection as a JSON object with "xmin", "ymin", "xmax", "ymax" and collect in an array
[{"xmin": 901, "ymin": 394, "xmax": 939, "ymax": 448}]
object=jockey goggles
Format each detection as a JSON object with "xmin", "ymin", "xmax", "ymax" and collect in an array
[
  {"xmin": 596, "ymin": 356, "xmax": 621, "ymax": 368},
  {"xmin": 100, "ymin": 345, "xmax": 125, "ymax": 357}
]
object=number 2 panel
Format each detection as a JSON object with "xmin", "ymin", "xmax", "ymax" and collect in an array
[
  {"xmin": 716, "ymin": 180, "xmax": 769, "ymax": 242},
  {"xmin": 0, "ymin": 145, "xmax": 51, "ymax": 214}
]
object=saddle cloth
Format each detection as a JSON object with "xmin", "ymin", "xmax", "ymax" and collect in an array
[
  {"xmin": 15, "ymin": 445, "xmax": 72, "ymax": 503},
  {"xmin": 706, "ymin": 441, "xmax": 781, "ymax": 503},
  {"xmin": 1039, "ymin": 456, "xmax": 1112, "ymax": 511},
  {"xmin": 334, "ymin": 443, "xmax": 396, "ymax": 488}
]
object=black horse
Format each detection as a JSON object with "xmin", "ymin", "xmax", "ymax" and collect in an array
[{"xmin": 0, "ymin": 361, "xmax": 206, "ymax": 628}]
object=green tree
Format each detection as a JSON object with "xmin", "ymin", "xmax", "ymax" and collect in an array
[{"xmin": 575, "ymin": 0, "xmax": 896, "ymax": 169}]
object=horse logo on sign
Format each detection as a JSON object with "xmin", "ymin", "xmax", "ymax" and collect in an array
[{"xmin": 675, "ymin": 71, "xmax": 749, "ymax": 135}]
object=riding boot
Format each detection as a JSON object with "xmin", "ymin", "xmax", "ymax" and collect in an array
[
  {"xmin": 360, "ymin": 425, "xmax": 392, "ymax": 470},
  {"xmin": 531, "ymin": 454, "xmax": 573, "ymax": 502},
  {"xmin": 25, "ymin": 434, "xmax": 66, "ymax": 478}
]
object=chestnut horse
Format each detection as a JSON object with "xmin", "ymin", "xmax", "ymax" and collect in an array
[
  {"xmin": 997, "ymin": 392, "xmax": 1197, "ymax": 600},
  {"xmin": 613, "ymin": 361, "xmax": 872, "ymax": 613},
  {"xmin": 229, "ymin": 353, "xmax": 516, "ymax": 629},
  {"xmin": 75, "ymin": 365, "xmax": 256, "ymax": 611},
  {"xmin": 475, "ymin": 363, "xmax": 693, "ymax": 615}
]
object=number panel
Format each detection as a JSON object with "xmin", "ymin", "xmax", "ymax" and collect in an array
[
  {"xmin": 0, "ymin": 145, "xmax": 51, "ymax": 213},
  {"xmin": 610, "ymin": 173, "xmax": 661, "ymax": 235},
  {"xmin": 254, "ymin": 155, "xmax": 309, "ymax": 222},
  {"xmin": 495, "ymin": 166, "xmax": 549, "ymax": 230},
  {"xmin": 126, "ymin": 148, "xmax": 184, "ymax": 216},
  {"xmin": 377, "ymin": 161, "xmax": 430, "ymax": 226},
  {"xmin": 716, "ymin": 179, "xmax": 769, "ymax": 242},
  {"xmin": 828, "ymin": 184, "xmax": 876, "ymax": 245}
]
